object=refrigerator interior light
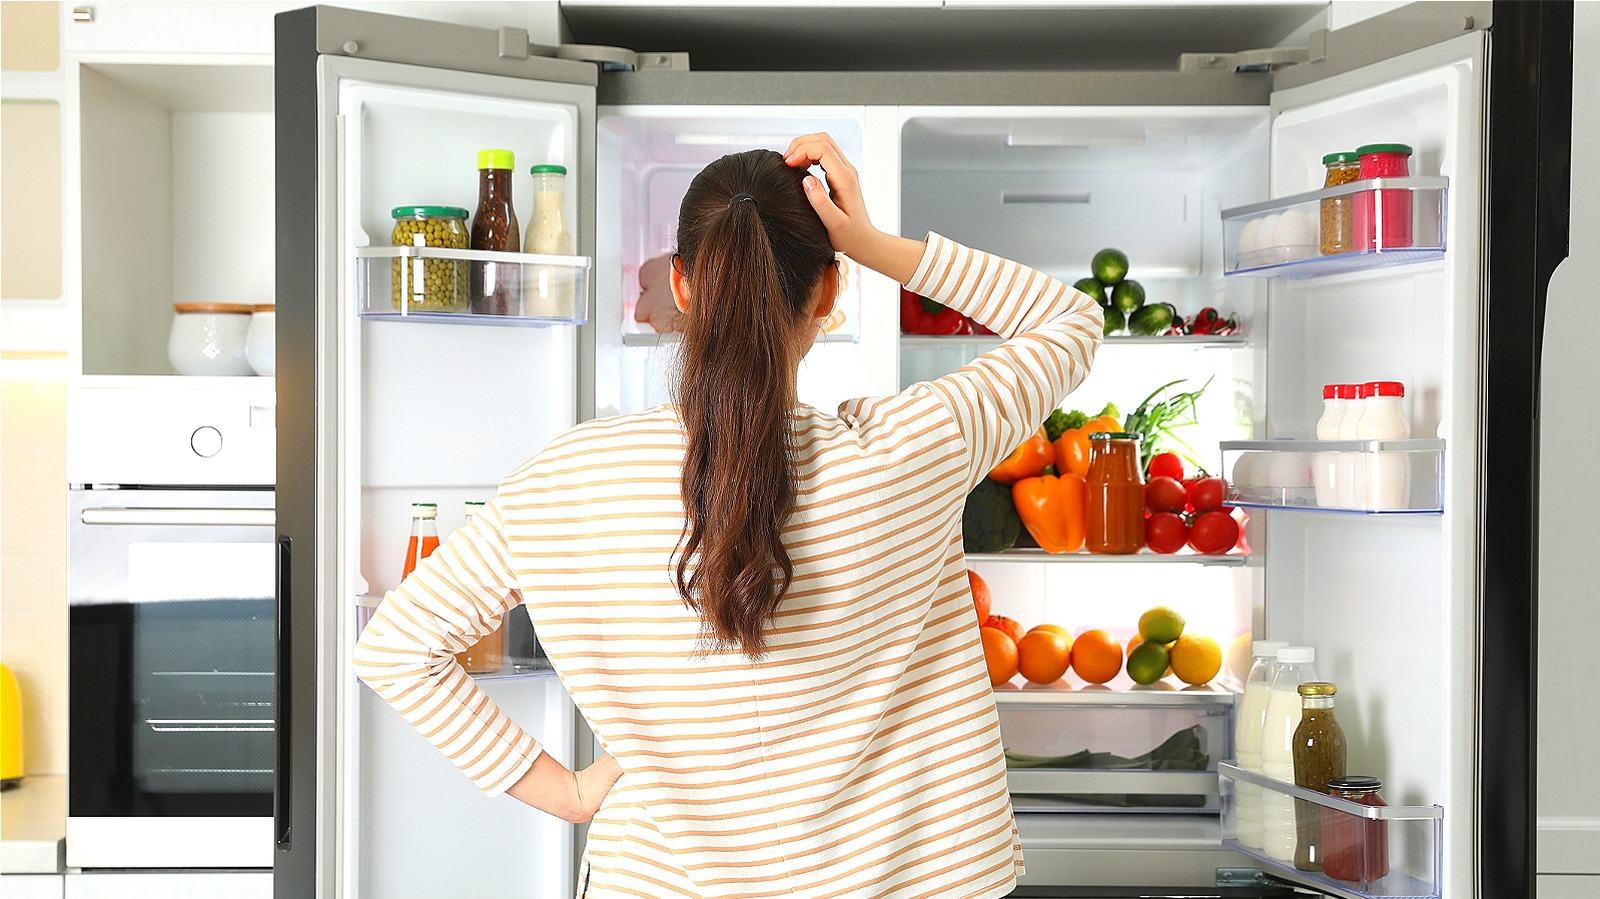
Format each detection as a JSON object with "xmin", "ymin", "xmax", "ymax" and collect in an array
[{"xmin": 674, "ymin": 131, "xmax": 799, "ymax": 147}]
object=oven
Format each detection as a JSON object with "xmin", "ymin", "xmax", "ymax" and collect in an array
[{"xmin": 65, "ymin": 379, "xmax": 275, "ymax": 869}]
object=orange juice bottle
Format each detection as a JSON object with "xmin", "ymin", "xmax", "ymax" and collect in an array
[{"xmin": 401, "ymin": 503, "xmax": 439, "ymax": 579}]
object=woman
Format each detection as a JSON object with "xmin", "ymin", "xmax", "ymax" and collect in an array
[{"xmin": 354, "ymin": 133, "xmax": 1103, "ymax": 898}]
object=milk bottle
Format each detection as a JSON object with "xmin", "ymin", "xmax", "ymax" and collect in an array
[
  {"xmin": 1358, "ymin": 380, "xmax": 1411, "ymax": 510},
  {"xmin": 1260, "ymin": 646, "xmax": 1320, "ymax": 863},
  {"xmin": 1313, "ymin": 384, "xmax": 1355, "ymax": 507},
  {"xmin": 1234, "ymin": 640, "xmax": 1286, "ymax": 850},
  {"xmin": 1334, "ymin": 385, "xmax": 1368, "ymax": 508},
  {"xmin": 524, "ymin": 164, "xmax": 574, "ymax": 316}
]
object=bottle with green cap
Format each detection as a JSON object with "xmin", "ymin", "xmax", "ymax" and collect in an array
[
  {"xmin": 524, "ymin": 163, "xmax": 574, "ymax": 315},
  {"xmin": 470, "ymin": 149, "xmax": 521, "ymax": 315}
]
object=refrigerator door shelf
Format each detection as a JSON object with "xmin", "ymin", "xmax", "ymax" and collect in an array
[
  {"xmin": 355, "ymin": 245, "xmax": 592, "ymax": 325},
  {"xmin": 1221, "ymin": 177, "xmax": 1448, "ymax": 279},
  {"xmin": 1218, "ymin": 762, "xmax": 1443, "ymax": 899},
  {"xmin": 353, "ymin": 594, "xmax": 555, "ymax": 680},
  {"xmin": 1221, "ymin": 438, "xmax": 1445, "ymax": 515}
]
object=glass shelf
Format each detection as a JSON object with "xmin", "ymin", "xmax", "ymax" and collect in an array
[
  {"xmin": 355, "ymin": 245, "xmax": 590, "ymax": 325},
  {"xmin": 623, "ymin": 331, "xmax": 858, "ymax": 347},
  {"xmin": 1221, "ymin": 176, "xmax": 1448, "ymax": 280},
  {"xmin": 1220, "ymin": 438, "xmax": 1444, "ymax": 515},
  {"xmin": 899, "ymin": 333, "xmax": 1247, "ymax": 349},
  {"xmin": 968, "ymin": 547, "xmax": 1248, "ymax": 565},
  {"xmin": 353, "ymin": 594, "xmax": 554, "ymax": 680},
  {"xmin": 1219, "ymin": 762, "xmax": 1442, "ymax": 899},
  {"xmin": 992, "ymin": 681, "xmax": 1236, "ymax": 708}
]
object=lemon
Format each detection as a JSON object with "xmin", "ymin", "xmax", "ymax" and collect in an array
[
  {"xmin": 1138, "ymin": 606, "xmax": 1186, "ymax": 645},
  {"xmin": 1127, "ymin": 640, "xmax": 1171, "ymax": 685},
  {"xmin": 1170, "ymin": 634, "xmax": 1223, "ymax": 686}
]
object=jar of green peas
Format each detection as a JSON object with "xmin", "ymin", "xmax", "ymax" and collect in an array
[{"xmin": 391, "ymin": 206, "xmax": 469, "ymax": 312}]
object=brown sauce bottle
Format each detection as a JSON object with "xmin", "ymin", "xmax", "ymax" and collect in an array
[{"xmin": 470, "ymin": 149, "xmax": 521, "ymax": 315}]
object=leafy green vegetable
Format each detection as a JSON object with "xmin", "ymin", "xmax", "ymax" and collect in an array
[
  {"xmin": 1097, "ymin": 401, "xmax": 1120, "ymax": 423},
  {"xmin": 1123, "ymin": 377, "xmax": 1211, "ymax": 470}
]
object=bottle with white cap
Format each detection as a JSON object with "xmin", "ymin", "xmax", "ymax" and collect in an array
[
  {"xmin": 1314, "ymin": 384, "xmax": 1356, "ymax": 507},
  {"xmin": 1334, "ymin": 384, "xmax": 1369, "ymax": 508},
  {"xmin": 1234, "ymin": 640, "xmax": 1288, "ymax": 850},
  {"xmin": 1260, "ymin": 646, "xmax": 1320, "ymax": 862},
  {"xmin": 1357, "ymin": 380, "xmax": 1411, "ymax": 510}
]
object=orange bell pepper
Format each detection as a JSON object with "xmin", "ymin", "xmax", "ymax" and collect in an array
[
  {"xmin": 989, "ymin": 427, "xmax": 1054, "ymax": 484},
  {"xmin": 1084, "ymin": 414, "xmax": 1124, "ymax": 435},
  {"xmin": 1053, "ymin": 428, "xmax": 1092, "ymax": 479},
  {"xmin": 1012, "ymin": 472, "xmax": 1087, "ymax": 553}
]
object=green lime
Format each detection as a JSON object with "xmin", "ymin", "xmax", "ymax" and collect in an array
[
  {"xmin": 1103, "ymin": 305, "xmax": 1125, "ymax": 336},
  {"xmin": 1092, "ymin": 248, "xmax": 1129, "ymax": 285},
  {"xmin": 1110, "ymin": 279, "xmax": 1146, "ymax": 314},
  {"xmin": 1073, "ymin": 277, "xmax": 1108, "ymax": 307},
  {"xmin": 1127, "ymin": 640, "xmax": 1171, "ymax": 685},
  {"xmin": 1139, "ymin": 606, "xmax": 1186, "ymax": 644},
  {"xmin": 1127, "ymin": 302, "xmax": 1174, "ymax": 336}
]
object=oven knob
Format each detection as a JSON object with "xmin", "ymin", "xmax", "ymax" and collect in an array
[{"xmin": 191, "ymin": 426, "xmax": 223, "ymax": 458}]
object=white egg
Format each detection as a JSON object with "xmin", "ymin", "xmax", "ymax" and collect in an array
[
  {"xmin": 1272, "ymin": 208, "xmax": 1315, "ymax": 251},
  {"xmin": 1238, "ymin": 218, "xmax": 1263, "ymax": 258},
  {"xmin": 1252, "ymin": 214, "xmax": 1282, "ymax": 252}
]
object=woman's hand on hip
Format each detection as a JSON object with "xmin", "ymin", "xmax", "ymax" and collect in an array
[
  {"xmin": 506, "ymin": 749, "xmax": 624, "ymax": 824},
  {"xmin": 785, "ymin": 132, "xmax": 924, "ymax": 285}
]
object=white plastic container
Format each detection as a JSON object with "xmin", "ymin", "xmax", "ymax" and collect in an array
[
  {"xmin": 1358, "ymin": 380, "xmax": 1412, "ymax": 510},
  {"xmin": 246, "ymin": 304, "xmax": 275, "ymax": 376},
  {"xmin": 523, "ymin": 164, "xmax": 575, "ymax": 317},
  {"xmin": 1260, "ymin": 645, "xmax": 1320, "ymax": 863},
  {"xmin": 1234, "ymin": 640, "xmax": 1287, "ymax": 850},
  {"xmin": 1334, "ymin": 385, "xmax": 1369, "ymax": 508},
  {"xmin": 1313, "ymin": 384, "xmax": 1355, "ymax": 507},
  {"xmin": 167, "ymin": 302, "xmax": 253, "ymax": 376}
]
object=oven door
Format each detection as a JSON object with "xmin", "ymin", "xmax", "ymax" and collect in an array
[{"xmin": 66, "ymin": 487, "xmax": 275, "ymax": 869}]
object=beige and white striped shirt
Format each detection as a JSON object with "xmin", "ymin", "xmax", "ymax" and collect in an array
[{"xmin": 354, "ymin": 233, "xmax": 1103, "ymax": 899}]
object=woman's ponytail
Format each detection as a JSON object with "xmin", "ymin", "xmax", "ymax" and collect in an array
[{"xmin": 673, "ymin": 150, "xmax": 836, "ymax": 657}]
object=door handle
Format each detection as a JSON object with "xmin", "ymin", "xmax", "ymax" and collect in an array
[
  {"xmin": 274, "ymin": 536, "xmax": 292, "ymax": 850},
  {"xmin": 81, "ymin": 508, "xmax": 275, "ymax": 527}
]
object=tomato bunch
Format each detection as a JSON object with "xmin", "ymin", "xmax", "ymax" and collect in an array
[
  {"xmin": 1141, "ymin": 452, "xmax": 1243, "ymax": 555},
  {"xmin": 901, "ymin": 288, "xmax": 994, "ymax": 336}
]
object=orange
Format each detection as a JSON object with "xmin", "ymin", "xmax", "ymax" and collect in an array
[
  {"xmin": 1017, "ymin": 629, "xmax": 1072, "ymax": 685},
  {"xmin": 981, "ymin": 627, "xmax": 1019, "ymax": 687},
  {"xmin": 985, "ymin": 615, "xmax": 1025, "ymax": 645},
  {"xmin": 968, "ymin": 570, "xmax": 993, "ymax": 625},
  {"xmin": 1169, "ymin": 634, "xmax": 1223, "ymax": 685},
  {"xmin": 1070, "ymin": 629, "xmax": 1122, "ymax": 684},
  {"xmin": 1029, "ymin": 623, "xmax": 1073, "ymax": 642}
]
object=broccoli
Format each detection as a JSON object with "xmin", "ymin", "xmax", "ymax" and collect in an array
[{"xmin": 1045, "ymin": 408, "xmax": 1090, "ymax": 441}]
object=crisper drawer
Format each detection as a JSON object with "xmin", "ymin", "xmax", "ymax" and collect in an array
[{"xmin": 996, "ymin": 686, "xmax": 1234, "ymax": 814}]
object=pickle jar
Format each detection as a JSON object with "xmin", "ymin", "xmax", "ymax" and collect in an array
[
  {"xmin": 390, "ymin": 206, "xmax": 470, "ymax": 312},
  {"xmin": 1319, "ymin": 152, "xmax": 1361, "ymax": 256}
]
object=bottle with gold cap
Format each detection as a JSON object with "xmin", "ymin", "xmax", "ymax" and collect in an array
[
  {"xmin": 470, "ymin": 148, "xmax": 521, "ymax": 315},
  {"xmin": 1292, "ymin": 681, "xmax": 1347, "ymax": 872},
  {"xmin": 1, "ymin": 662, "xmax": 24, "ymax": 787}
]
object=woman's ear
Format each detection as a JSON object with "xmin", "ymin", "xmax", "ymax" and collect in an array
[
  {"xmin": 670, "ymin": 257, "xmax": 692, "ymax": 314},
  {"xmin": 811, "ymin": 263, "xmax": 840, "ymax": 320}
]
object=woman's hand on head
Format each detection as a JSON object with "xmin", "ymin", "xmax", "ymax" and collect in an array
[{"xmin": 784, "ymin": 132, "xmax": 925, "ymax": 285}]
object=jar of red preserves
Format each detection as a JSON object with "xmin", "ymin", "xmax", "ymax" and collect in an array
[
  {"xmin": 1322, "ymin": 774, "xmax": 1390, "ymax": 884},
  {"xmin": 1085, "ymin": 432, "xmax": 1144, "ymax": 554},
  {"xmin": 1352, "ymin": 143, "xmax": 1413, "ymax": 251}
]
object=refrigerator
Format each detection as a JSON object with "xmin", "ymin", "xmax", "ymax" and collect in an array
[{"xmin": 272, "ymin": 3, "xmax": 1571, "ymax": 898}]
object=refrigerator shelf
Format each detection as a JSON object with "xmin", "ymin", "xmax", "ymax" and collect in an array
[
  {"xmin": 1221, "ymin": 176, "xmax": 1448, "ymax": 279},
  {"xmin": 622, "ymin": 331, "xmax": 858, "ymax": 347},
  {"xmin": 1220, "ymin": 439, "xmax": 1445, "ymax": 515},
  {"xmin": 353, "ymin": 594, "xmax": 555, "ymax": 681},
  {"xmin": 354, "ymin": 245, "xmax": 591, "ymax": 325},
  {"xmin": 993, "ymin": 682, "xmax": 1236, "ymax": 708},
  {"xmin": 968, "ymin": 547, "xmax": 1248, "ymax": 565},
  {"xmin": 1219, "ymin": 762, "xmax": 1442, "ymax": 899},
  {"xmin": 899, "ymin": 334, "xmax": 1248, "ymax": 349}
]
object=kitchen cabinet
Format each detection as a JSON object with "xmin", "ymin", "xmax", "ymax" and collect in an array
[
  {"xmin": 0, "ymin": 876, "xmax": 65, "ymax": 899},
  {"xmin": 62, "ymin": 872, "xmax": 270, "ymax": 899}
]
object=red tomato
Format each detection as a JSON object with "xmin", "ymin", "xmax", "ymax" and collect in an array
[
  {"xmin": 1147, "ymin": 452, "xmax": 1184, "ymax": 482},
  {"xmin": 1145, "ymin": 511, "xmax": 1189, "ymax": 554},
  {"xmin": 1188, "ymin": 510, "xmax": 1241, "ymax": 554},
  {"xmin": 1143, "ymin": 476, "xmax": 1187, "ymax": 514},
  {"xmin": 1187, "ymin": 476, "xmax": 1227, "ymax": 514}
]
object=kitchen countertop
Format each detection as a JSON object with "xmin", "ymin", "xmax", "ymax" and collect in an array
[{"xmin": 0, "ymin": 775, "xmax": 66, "ymax": 874}]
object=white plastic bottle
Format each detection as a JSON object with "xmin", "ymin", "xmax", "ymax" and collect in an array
[
  {"xmin": 1260, "ymin": 646, "xmax": 1320, "ymax": 863},
  {"xmin": 1334, "ymin": 384, "xmax": 1369, "ymax": 508},
  {"xmin": 1358, "ymin": 380, "xmax": 1411, "ymax": 510},
  {"xmin": 1234, "ymin": 640, "xmax": 1287, "ymax": 850},
  {"xmin": 1312, "ymin": 384, "xmax": 1354, "ymax": 507},
  {"xmin": 523, "ymin": 164, "xmax": 575, "ymax": 316}
]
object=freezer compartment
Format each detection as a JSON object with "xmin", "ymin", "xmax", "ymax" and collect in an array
[
  {"xmin": 1219, "ymin": 762, "xmax": 1442, "ymax": 899},
  {"xmin": 355, "ymin": 246, "xmax": 590, "ymax": 324},
  {"xmin": 997, "ymin": 688, "xmax": 1232, "ymax": 814},
  {"xmin": 1220, "ymin": 439, "xmax": 1444, "ymax": 514},
  {"xmin": 1221, "ymin": 177, "xmax": 1448, "ymax": 278}
]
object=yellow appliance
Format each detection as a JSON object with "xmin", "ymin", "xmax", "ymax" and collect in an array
[{"xmin": 0, "ymin": 662, "xmax": 23, "ymax": 786}]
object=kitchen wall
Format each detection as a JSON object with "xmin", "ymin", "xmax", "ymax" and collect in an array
[{"xmin": 1, "ymin": 0, "xmax": 69, "ymax": 776}]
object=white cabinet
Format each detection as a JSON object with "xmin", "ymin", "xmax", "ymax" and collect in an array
[
  {"xmin": 63, "ymin": 872, "xmax": 270, "ymax": 899},
  {"xmin": 0, "ymin": 875, "xmax": 65, "ymax": 899}
]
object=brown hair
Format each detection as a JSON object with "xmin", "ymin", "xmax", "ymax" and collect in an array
[{"xmin": 672, "ymin": 149, "xmax": 836, "ymax": 657}]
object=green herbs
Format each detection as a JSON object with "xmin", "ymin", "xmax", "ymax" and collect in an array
[{"xmin": 1122, "ymin": 378, "xmax": 1211, "ymax": 471}]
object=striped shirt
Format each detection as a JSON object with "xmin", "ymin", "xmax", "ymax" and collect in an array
[{"xmin": 354, "ymin": 233, "xmax": 1103, "ymax": 899}]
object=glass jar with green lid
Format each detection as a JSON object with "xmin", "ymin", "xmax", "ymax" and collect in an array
[
  {"xmin": 390, "ymin": 206, "xmax": 470, "ymax": 312},
  {"xmin": 1319, "ymin": 152, "xmax": 1362, "ymax": 256}
]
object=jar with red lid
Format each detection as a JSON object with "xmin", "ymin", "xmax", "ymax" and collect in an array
[
  {"xmin": 1085, "ymin": 432, "xmax": 1145, "ymax": 554},
  {"xmin": 1352, "ymin": 143, "xmax": 1414, "ymax": 250},
  {"xmin": 1321, "ymin": 774, "xmax": 1390, "ymax": 884}
]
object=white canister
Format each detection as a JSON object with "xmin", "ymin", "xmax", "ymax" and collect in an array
[
  {"xmin": 1334, "ymin": 384, "xmax": 1369, "ymax": 508},
  {"xmin": 1358, "ymin": 380, "xmax": 1411, "ymax": 510},
  {"xmin": 1313, "ymin": 384, "xmax": 1356, "ymax": 507},
  {"xmin": 246, "ymin": 304, "xmax": 276, "ymax": 376},
  {"xmin": 168, "ymin": 303, "xmax": 254, "ymax": 376}
]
